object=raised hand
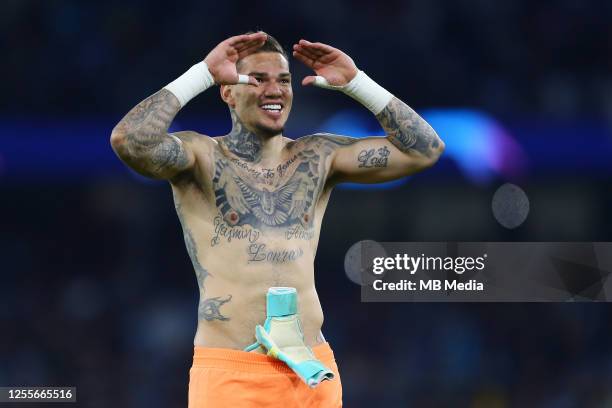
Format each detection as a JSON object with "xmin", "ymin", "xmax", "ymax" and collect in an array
[
  {"xmin": 292, "ymin": 39, "xmax": 359, "ymax": 87},
  {"xmin": 204, "ymin": 32, "xmax": 268, "ymax": 86}
]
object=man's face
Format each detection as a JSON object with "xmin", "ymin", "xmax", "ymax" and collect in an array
[{"xmin": 225, "ymin": 52, "xmax": 293, "ymax": 136}]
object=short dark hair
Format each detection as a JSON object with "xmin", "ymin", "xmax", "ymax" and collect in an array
[{"xmin": 236, "ymin": 31, "xmax": 288, "ymax": 69}]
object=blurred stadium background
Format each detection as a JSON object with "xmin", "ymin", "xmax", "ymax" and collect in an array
[{"xmin": 2, "ymin": 0, "xmax": 612, "ymax": 406}]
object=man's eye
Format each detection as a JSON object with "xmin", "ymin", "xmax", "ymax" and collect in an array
[
  {"xmin": 281, "ymin": 79, "xmax": 290, "ymax": 84},
  {"xmin": 255, "ymin": 77, "xmax": 264, "ymax": 83}
]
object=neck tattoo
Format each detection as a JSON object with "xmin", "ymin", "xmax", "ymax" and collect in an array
[{"xmin": 222, "ymin": 109, "xmax": 263, "ymax": 163}]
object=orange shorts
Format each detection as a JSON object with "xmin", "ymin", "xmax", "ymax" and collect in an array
[{"xmin": 188, "ymin": 342, "xmax": 343, "ymax": 408}]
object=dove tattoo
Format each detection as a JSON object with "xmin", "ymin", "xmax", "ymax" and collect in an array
[{"xmin": 214, "ymin": 161, "xmax": 316, "ymax": 229}]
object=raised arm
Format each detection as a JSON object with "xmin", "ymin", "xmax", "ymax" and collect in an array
[
  {"xmin": 110, "ymin": 89, "xmax": 192, "ymax": 179},
  {"xmin": 292, "ymin": 40, "xmax": 444, "ymax": 184},
  {"xmin": 110, "ymin": 32, "xmax": 267, "ymax": 180}
]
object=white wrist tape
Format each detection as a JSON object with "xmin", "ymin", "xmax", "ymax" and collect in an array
[
  {"xmin": 312, "ymin": 70, "xmax": 393, "ymax": 114},
  {"xmin": 163, "ymin": 61, "xmax": 215, "ymax": 107},
  {"xmin": 237, "ymin": 74, "xmax": 250, "ymax": 84}
]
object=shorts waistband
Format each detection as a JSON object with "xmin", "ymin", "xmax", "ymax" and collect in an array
[{"xmin": 192, "ymin": 342, "xmax": 335, "ymax": 374}]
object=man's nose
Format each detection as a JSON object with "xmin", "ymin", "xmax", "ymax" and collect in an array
[{"xmin": 262, "ymin": 80, "xmax": 283, "ymax": 96}]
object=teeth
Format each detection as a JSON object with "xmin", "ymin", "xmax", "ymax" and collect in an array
[{"xmin": 261, "ymin": 104, "xmax": 281, "ymax": 111}]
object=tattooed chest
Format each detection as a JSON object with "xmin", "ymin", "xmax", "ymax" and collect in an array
[{"xmin": 212, "ymin": 151, "xmax": 325, "ymax": 231}]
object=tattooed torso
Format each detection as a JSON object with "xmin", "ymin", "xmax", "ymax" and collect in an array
[
  {"xmin": 112, "ymin": 85, "xmax": 442, "ymax": 351},
  {"xmin": 171, "ymin": 133, "xmax": 355, "ymax": 349}
]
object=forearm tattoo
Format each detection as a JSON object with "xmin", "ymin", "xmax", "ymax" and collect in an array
[
  {"xmin": 115, "ymin": 89, "xmax": 189, "ymax": 175},
  {"xmin": 377, "ymin": 97, "xmax": 442, "ymax": 158}
]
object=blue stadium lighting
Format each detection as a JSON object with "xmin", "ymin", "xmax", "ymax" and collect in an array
[
  {"xmin": 317, "ymin": 108, "xmax": 527, "ymax": 189},
  {"xmin": 423, "ymin": 109, "xmax": 527, "ymax": 186}
]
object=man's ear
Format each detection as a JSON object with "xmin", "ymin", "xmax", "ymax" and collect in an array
[{"xmin": 220, "ymin": 85, "xmax": 235, "ymax": 108}]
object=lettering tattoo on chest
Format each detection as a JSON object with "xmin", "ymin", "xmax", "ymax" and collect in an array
[
  {"xmin": 226, "ymin": 154, "xmax": 300, "ymax": 186},
  {"xmin": 214, "ymin": 134, "xmax": 353, "ymax": 230},
  {"xmin": 176, "ymin": 203, "xmax": 232, "ymax": 321},
  {"xmin": 212, "ymin": 134, "xmax": 356, "ymax": 263},
  {"xmin": 214, "ymin": 158, "xmax": 315, "ymax": 228}
]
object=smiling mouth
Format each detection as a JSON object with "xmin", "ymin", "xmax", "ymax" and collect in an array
[{"xmin": 260, "ymin": 103, "xmax": 283, "ymax": 118}]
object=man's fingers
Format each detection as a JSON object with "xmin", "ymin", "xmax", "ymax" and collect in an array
[
  {"xmin": 227, "ymin": 32, "xmax": 267, "ymax": 47},
  {"xmin": 293, "ymin": 43, "xmax": 320, "ymax": 59},
  {"xmin": 297, "ymin": 41, "xmax": 326, "ymax": 57},
  {"xmin": 226, "ymin": 35, "xmax": 250, "ymax": 48},
  {"xmin": 293, "ymin": 45, "xmax": 320, "ymax": 62},
  {"xmin": 301, "ymin": 75, "xmax": 317, "ymax": 86},
  {"xmin": 237, "ymin": 41, "xmax": 266, "ymax": 59},
  {"xmin": 235, "ymin": 38, "xmax": 266, "ymax": 53},
  {"xmin": 292, "ymin": 51, "xmax": 315, "ymax": 68},
  {"xmin": 298, "ymin": 39, "xmax": 334, "ymax": 56},
  {"xmin": 311, "ymin": 42, "xmax": 336, "ymax": 54},
  {"xmin": 228, "ymin": 74, "xmax": 259, "ymax": 87}
]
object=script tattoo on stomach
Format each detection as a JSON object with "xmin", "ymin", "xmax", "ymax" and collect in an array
[
  {"xmin": 210, "ymin": 215, "xmax": 260, "ymax": 246},
  {"xmin": 285, "ymin": 224, "xmax": 315, "ymax": 240},
  {"xmin": 176, "ymin": 203, "xmax": 232, "ymax": 321},
  {"xmin": 247, "ymin": 244, "xmax": 305, "ymax": 263}
]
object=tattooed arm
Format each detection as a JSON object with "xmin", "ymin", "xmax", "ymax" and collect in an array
[
  {"xmin": 110, "ymin": 89, "xmax": 196, "ymax": 180},
  {"xmin": 327, "ymin": 97, "xmax": 445, "ymax": 184},
  {"xmin": 293, "ymin": 40, "xmax": 444, "ymax": 184},
  {"xmin": 110, "ymin": 32, "xmax": 268, "ymax": 179}
]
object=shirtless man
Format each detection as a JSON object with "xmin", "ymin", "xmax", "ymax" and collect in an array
[{"xmin": 110, "ymin": 32, "xmax": 444, "ymax": 407}]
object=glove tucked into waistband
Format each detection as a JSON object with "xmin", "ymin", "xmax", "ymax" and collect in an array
[{"xmin": 244, "ymin": 287, "xmax": 334, "ymax": 388}]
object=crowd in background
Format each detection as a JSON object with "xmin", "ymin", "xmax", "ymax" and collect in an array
[{"xmin": 2, "ymin": 1, "xmax": 612, "ymax": 406}]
